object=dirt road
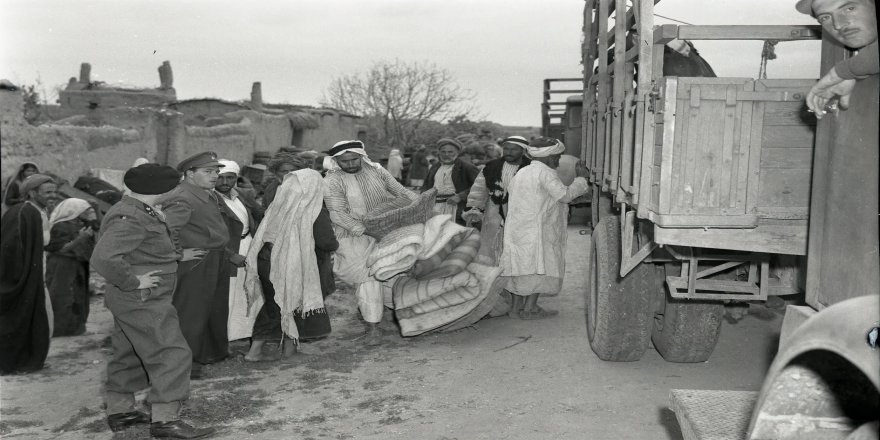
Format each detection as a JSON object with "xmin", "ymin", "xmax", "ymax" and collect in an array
[{"xmin": 0, "ymin": 227, "xmax": 783, "ymax": 439}]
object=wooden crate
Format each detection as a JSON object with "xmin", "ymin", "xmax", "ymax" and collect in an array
[{"xmin": 640, "ymin": 77, "xmax": 815, "ymax": 255}]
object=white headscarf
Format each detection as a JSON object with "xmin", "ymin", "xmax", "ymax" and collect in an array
[
  {"xmin": 527, "ymin": 139, "xmax": 566, "ymax": 158},
  {"xmin": 217, "ymin": 159, "xmax": 241, "ymax": 176},
  {"xmin": 326, "ymin": 140, "xmax": 381, "ymax": 171},
  {"xmin": 49, "ymin": 198, "xmax": 92, "ymax": 228},
  {"xmin": 243, "ymin": 169, "xmax": 326, "ymax": 342}
]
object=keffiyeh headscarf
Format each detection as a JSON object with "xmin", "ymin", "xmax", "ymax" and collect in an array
[
  {"xmin": 325, "ymin": 140, "xmax": 381, "ymax": 171},
  {"xmin": 500, "ymin": 136, "xmax": 531, "ymax": 152},
  {"xmin": 527, "ymin": 137, "xmax": 565, "ymax": 158},
  {"xmin": 217, "ymin": 159, "xmax": 241, "ymax": 176},
  {"xmin": 49, "ymin": 198, "xmax": 92, "ymax": 227}
]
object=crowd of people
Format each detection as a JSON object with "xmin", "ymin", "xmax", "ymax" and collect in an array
[{"xmin": 0, "ymin": 134, "xmax": 589, "ymax": 438}]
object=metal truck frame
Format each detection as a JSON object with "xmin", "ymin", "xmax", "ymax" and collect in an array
[{"xmin": 580, "ymin": 0, "xmax": 826, "ymax": 363}]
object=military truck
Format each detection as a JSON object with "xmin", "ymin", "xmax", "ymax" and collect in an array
[{"xmin": 580, "ymin": 0, "xmax": 879, "ymax": 437}]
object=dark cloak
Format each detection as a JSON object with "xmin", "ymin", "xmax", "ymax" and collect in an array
[
  {"xmin": 0, "ymin": 203, "xmax": 50, "ymax": 374},
  {"xmin": 45, "ymin": 219, "xmax": 94, "ymax": 336}
]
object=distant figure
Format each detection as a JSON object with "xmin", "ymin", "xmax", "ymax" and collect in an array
[
  {"xmin": 0, "ymin": 174, "xmax": 58, "ymax": 375},
  {"xmin": 500, "ymin": 138, "xmax": 589, "ymax": 319},
  {"xmin": 407, "ymin": 145, "xmax": 430, "ymax": 187},
  {"xmin": 464, "ymin": 136, "xmax": 532, "ymax": 263},
  {"xmin": 2, "ymin": 162, "xmax": 39, "ymax": 213},
  {"xmin": 46, "ymin": 198, "xmax": 97, "ymax": 336},
  {"xmin": 421, "ymin": 138, "xmax": 480, "ymax": 225},
  {"xmin": 386, "ymin": 149, "xmax": 404, "ymax": 182}
]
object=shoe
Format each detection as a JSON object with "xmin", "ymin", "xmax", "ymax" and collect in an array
[
  {"xmin": 150, "ymin": 420, "xmax": 215, "ymax": 439},
  {"xmin": 189, "ymin": 368, "xmax": 205, "ymax": 380},
  {"xmin": 107, "ymin": 410, "xmax": 150, "ymax": 432}
]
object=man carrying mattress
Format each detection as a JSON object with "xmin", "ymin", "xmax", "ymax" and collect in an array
[{"xmin": 324, "ymin": 140, "xmax": 418, "ymax": 345}]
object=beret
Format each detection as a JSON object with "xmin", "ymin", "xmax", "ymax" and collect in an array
[
  {"xmin": 19, "ymin": 174, "xmax": 55, "ymax": 195},
  {"xmin": 436, "ymin": 138, "xmax": 463, "ymax": 151},
  {"xmin": 176, "ymin": 151, "xmax": 224, "ymax": 172},
  {"xmin": 124, "ymin": 164, "xmax": 181, "ymax": 195}
]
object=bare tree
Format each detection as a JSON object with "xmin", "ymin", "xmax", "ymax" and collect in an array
[{"xmin": 323, "ymin": 59, "xmax": 475, "ymax": 149}]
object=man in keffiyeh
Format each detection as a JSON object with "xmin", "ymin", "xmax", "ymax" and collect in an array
[
  {"xmin": 499, "ymin": 137, "xmax": 590, "ymax": 319},
  {"xmin": 323, "ymin": 140, "xmax": 417, "ymax": 345},
  {"xmin": 463, "ymin": 135, "xmax": 531, "ymax": 264}
]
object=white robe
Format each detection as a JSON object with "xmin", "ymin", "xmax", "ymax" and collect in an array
[{"xmin": 500, "ymin": 162, "xmax": 589, "ymax": 295}]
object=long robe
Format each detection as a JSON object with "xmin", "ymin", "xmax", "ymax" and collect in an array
[
  {"xmin": 0, "ymin": 203, "xmax": 51, "ymax": 374},
  {"xmin": 500, "ymin": 162, "xmax": 589, "ymax": 296},
  {"xmin": 45, "ymin": 219, "xmax": 94, "ymax": 336}
]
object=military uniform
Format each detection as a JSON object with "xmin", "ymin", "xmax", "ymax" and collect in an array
[
  {"xmin": 90, "ymin": 196, "xmax": 190, "ymax": 423},
  {"xmin": 164, "ymin": 180, "xmax": 235, "ymax": 367}
]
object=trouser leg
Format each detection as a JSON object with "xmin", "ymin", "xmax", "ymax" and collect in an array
[
  {"xmin": 355, "ymin": 280, "xmax": 384, "ymax": 324},
  {"xmin": 252, "ymin": 245, "xmax": 283, "ymax": 341},
  {"xmin": 173, "ymin": 251, "xmax": 222, "ymax": 364},
  {"xmin": 105, "ymin": 274, "xmax": 192, "ymax": 422}
]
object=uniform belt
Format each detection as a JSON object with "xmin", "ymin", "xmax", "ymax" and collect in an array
[{"xmin": 130, "ymin": 262, "xmax": 178, "ymax": 275}]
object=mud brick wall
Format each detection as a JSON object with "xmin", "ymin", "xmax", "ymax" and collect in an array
[{"xmin": 1, "ymin": 88, "xmax": 162, "ymax": 184}]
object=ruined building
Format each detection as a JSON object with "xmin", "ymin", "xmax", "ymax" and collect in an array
[{"xmin": 1, "ymin": 61, "xmax": 366, "ymax": 185}]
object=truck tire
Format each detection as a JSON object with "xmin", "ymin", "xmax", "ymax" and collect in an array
[
  {"xmin": 651, "ymin": 278, "xmax": 724, "ymax": 363},
  {"xmin": 587, "ymin": 216, "xmax": 659, "ymax": 361},
  {"xmin": 590, "ymin": 185, "xmax": 613, "ymax": 227}
]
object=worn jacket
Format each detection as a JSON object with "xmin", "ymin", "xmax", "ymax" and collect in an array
[{"xmin": 422, "ymin": 158, "xmax": 480, "ymax": 224}]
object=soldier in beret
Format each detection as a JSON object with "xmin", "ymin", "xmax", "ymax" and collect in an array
[
  {"xmin": 163, "ymin": 152, "xmax": 246, "ymax": 379},
  {"xmin": 91, "ymin": 164, "xmax": 213, "ymax": 438}
]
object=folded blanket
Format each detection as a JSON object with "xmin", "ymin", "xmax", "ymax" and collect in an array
[
  {"xmin": 393, "ymin": 269, "xmax": 478, "ymax": 310},
  {"xmin": 434, "ymin": 273, "xmax": 508, "ymax": 333},
  {"xmin": 367, "ymin": 223, "xmax": 425, "ymax": 281},
  {"xmin": 413, "ymin": 229, "xmax": 481, "ymax": 280},
  {"xmin": 410, "ymin": 230, "xmax": 468, "ymax": 279},
  {"xmin": 397, "ymin": 262, "xmax": 503, "ymax": 337},
  {"xmin": 419, "ymin": 214, "xmax": 468, "ymax": 260}
]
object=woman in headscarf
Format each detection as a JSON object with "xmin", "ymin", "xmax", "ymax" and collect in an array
[
  {"xmin": 421, "ymin": 138, "xmax": 480, "ymax": 225},
  {"xmin": 3, "ymin": 163, "xmax": 39, "ymax": 212},
  {"xmin": 45, "ymin": 198, "xmax": 98, "ymax": 336},
  {"xmin": 242, "ymin": 168, "xmax": 338, "ymax": 361}
]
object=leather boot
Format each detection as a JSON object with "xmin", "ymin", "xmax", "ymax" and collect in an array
[
  {"xmin": 107, "ymin": 411, "xmax": 150, "ymax": 432},
  {"xmin": 149, "ymin": 420, "xmax": 215, "ymax": 439}
]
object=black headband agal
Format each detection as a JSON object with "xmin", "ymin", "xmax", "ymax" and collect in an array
[{"xmin": 328, "ymin": 140, "xmax": 365, "ymax": 156}]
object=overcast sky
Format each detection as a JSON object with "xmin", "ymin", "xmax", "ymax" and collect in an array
[{"xmin": 0, "ymin": 0, "xmax": 819, "ymax": 127}]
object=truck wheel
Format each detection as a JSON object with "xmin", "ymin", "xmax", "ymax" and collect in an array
[
  {"xmin": 651, "ymin": 272, "xmax": 724, "ymax": 363},
  {"xmin": 587, "ymin": 215, "xmax": 659, "ymax": 361},
  {"xmin": 590, "ymin": 185, "xmax": 613, "ymax": 227}
]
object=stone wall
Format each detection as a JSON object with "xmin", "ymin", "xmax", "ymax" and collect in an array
[
  {"xmin": 174, "ymin": 110, "xmax": 290, "ymax": 166},
  {"xmin": 1, "ymin": 87, "xmax": 162, "ymax": 184},
  {"xmin": 300, "ymin": 109, "xmax": 366, "ymax": 151}
]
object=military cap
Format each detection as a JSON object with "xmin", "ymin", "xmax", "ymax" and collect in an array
[
  {"xmin": 176, "ymin": 151, "xmax": 225, "ymax": 172},
  {"xmin": 124, "ymin": 164, "xmax": 181, "ymax": 195},
  {"xmin": 795, "ymin": 0, "xmax": 813, "ymax": 15}
]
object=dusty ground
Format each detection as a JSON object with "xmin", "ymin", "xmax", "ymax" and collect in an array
[{"xmin": 0, "ymin": 226, "xmax": 784, "ymax": 440}]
